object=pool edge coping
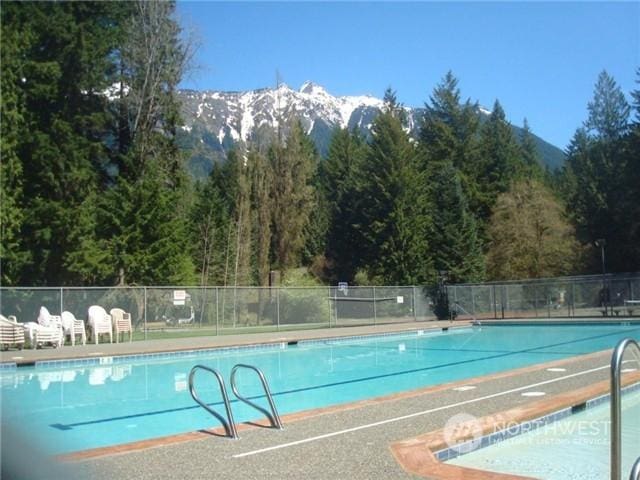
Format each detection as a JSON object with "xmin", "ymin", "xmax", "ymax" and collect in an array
[{"xmin": 389, "ymin": 372, "xmax": 640, "ymax": 480}]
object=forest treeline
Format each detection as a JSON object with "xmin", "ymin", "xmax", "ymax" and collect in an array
[{"xmin": 1, "ymin": 1, "xmax": 639, "ymax": 288}]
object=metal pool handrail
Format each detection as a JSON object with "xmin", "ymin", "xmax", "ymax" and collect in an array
[
  {"xmin": 629, "ymin": 456, "xmax": 640, "ymax": 480},
  {"xmin": 189, "ymin": 364, "xmax": 238, "ymax": 439},
  {"xmin": 610, "ymin": 338, "xmax": 640, "ymax": 480},
  {"xmin": 230, "ymin": 364, "xmax": 283, "ymax": 430}
]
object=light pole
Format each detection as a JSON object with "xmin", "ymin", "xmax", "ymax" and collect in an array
[{"xmin": 595, "ymin": 239, "xmax": 607, "ymax": 315}]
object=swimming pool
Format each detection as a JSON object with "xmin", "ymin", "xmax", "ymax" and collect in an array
[
  {"xmin": 1, "ymin": 323, "xmax": 639, "ymax": 454},
  {"xmin": 448, "ymin": 387, "xmax": 640, "ymax": 479}
]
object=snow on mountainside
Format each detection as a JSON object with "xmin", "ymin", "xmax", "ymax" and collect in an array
[
  {"xmin": 176, "ymin": 82, "xmax": 565, "ymax": 179},
  {"xmin": 180, "ymin": 81, "xmax": 383, "ymax": 143}
]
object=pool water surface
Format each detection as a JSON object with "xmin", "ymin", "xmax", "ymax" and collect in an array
[{"xmin": 1, "ymin": 323, "xmax": 639, "ymax": 454}]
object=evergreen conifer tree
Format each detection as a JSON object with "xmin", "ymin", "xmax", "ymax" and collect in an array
[
  {"xmin": 3, "ymin": 2, "xmax": 131, "ymax": 285},
  {"xmin": 419, "ymin": 71, "xmax": 483, "ymax": 221},
  {"xmin": 248, "ymin": 149, "xmax": 273, "ymax": 286},
  {"xmin": 476, "ymin": 100, "xmax": 523, "ymax": 223},
  {"xmin": 269, "ymin": 121, "xmax": 317, "ymax": 279},
  {"xmin": 562, "ymin": 71, "xmax": 632, "ymax": 272},
  {"xmin": 427, "ymin": 160, "xmax": 484, "ymax": 283},
  {"xmin": 0, "ymin": 6, "xmax": 28, "ymax": 284},
  {"xmin": 586, "ymin": 70, "xmax": 630, "ymax": 141},
  {"xmin": 519, "ymin": 118, "xmax": 545, "ymax": 179},
  {"xmin": 320, "ymin": 128, "xmax": 368, "ymax": 282},
  {"xmin": 359, "ymin": 91, "xmax": 432, "ymax": 284},
  {"xmin": 100, "ymin": 0, "xmax": 195, "ymax": 285}
]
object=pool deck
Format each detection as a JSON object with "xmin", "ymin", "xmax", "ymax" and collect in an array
[
  {"xmin": 3, "ymin": 319, "xmax": 639, "ymax": 479},
  {"xmin": 0, "ymin": 320, "xmax": 467, "ymax": 365}
]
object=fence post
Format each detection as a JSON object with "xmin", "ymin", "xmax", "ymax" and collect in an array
[
  {"xmin": 328, "ymin": 287, "xmax": 333, "ymax": 328},
  {"xmin": 471, "ymin": 286, "xmax": 476, "ymax": 317},
  {"xmin": 502, "ymin": 285, "xmax": 507, "ymax": 319},
  {"xmin": 412, "ymin": 286, "xmax": 417, "ymax": 322},
  {"xmin": 492, "ymin": 285, "xmax": 497, "ymax": 319},
  {"xmin": 373, "ymin": 286, "xmax": 377, "ymax": 325},
  {"xmin": 60, "ymin": 287, "xmax": 64, "ymax": 315},
  {"xmin": 276, "ymin": 287, "xmax": 280, "ymax": 332},
  {"xmin": 143, "ymin": 287, "xmax": 148, "ymax": 341},
  {"xmin": 215, "ymin": 287, "xmax": 219, "ymax": 336}
]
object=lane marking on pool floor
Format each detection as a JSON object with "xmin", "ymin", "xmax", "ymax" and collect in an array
[{"xmin": 232, "ymin": 363, "xmax": 616, "ymax": 459}]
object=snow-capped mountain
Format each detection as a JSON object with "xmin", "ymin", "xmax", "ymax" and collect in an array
[
  {"xmin": 176, "ymin": 82, "xmax": 565, "ymax": 178},
  {"xmin": 181, "ymin": 82, "xmax": 390, "ymax": 165}
]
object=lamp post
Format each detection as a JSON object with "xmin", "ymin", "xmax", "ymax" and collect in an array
[{"xmin": 595, "ymin": 239, "xmax": 607, "ymax": 315}]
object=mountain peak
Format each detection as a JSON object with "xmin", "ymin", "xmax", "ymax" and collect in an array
[{"xmin": 299, "ymin": 81, "xmax": 328, "ymax": 97}]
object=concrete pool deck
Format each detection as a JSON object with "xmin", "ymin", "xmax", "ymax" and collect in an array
[
  {"xmin": 58, "ymin": 347, "xmax": 640, "ymax": 480},
  {"xmin": 0, "ymin": 320, "xmax": 468, "ymax": 365},
  {"xmin": 2, "ymin": 319, "xmax": 639, "ymax": 479}
]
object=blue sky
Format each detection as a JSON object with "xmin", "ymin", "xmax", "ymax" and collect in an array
[{"xmin": 177, "ymin": 1, "xmax": 639, "ymax": 149}]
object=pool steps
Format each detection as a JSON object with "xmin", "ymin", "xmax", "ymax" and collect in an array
[{"xmin": 189, "ymin": 363, "xmax": 284, "ymax": 439}]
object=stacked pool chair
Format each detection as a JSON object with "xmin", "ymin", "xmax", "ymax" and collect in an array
[{"xmin": 0, "ymin": 314, "xmax": 25, "ymax": 350}]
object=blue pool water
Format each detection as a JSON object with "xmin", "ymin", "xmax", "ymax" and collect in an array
[
  {"xmin": 448, "ymin": 389, "xmax": 640, "ymax": 479},
  {"xmin": 1, "ymin": 323, "xmax": 639, "ymax": 454}
]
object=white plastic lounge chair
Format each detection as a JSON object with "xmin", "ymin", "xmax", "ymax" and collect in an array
[
  {"xmin": 22, "ymin": 307, "xmax": 64, "ymax": 349},
  {"xmin": 110, "ymin": 308, "xmax": 133, "ymax": 343},
  {"xmin": 61, "ymin": 311, "xmax": 87, "ymax": 346},
  {"xmin": 0, "ymin": 315, "xmax": 25, "ymax": 350},
  {"xmin": 87, "ymin": 305, "xmax": 113, "ymax": 344}
]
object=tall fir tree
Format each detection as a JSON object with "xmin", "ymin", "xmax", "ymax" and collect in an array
[
  {"xmin": 100, "ymin": 0, "xmax": 195, "ymax": 285},
  {"xmin": 359, "ymin": 90, "xmax": 432, "ymax": 284},
  {"xmin": 269, "ymin": 121, "xmax": 317, "ymax": 279},
  {"xmin": 586, "ymin": 70, "xmax": 630, "ymax": 141},
  {"xmin": 248, "ymin": 148, "xmax": 273, "ymax": 286},
  {"xmin": 476, "ymin": 100, "xmax": 523, "ymax": 224},
  {"xmin": 419, "ymin": 71, "xmax": 483, "ymax": 222},
  {"xmin": 562, "ymin": 71, "xmax": 632, "ymax": 272},
  {"xmin": 519, "ymin": 118, "xmax": 545, "ymax": 180},
  {"xmin": 0, "ymin": 6, "xmax": 28, "ymax": 284},
  {"xmin": 3, "ymin": 2, "xmax": 132, "ymax": 285},
  {"xmin": 320, "ymin": 128, "xmax": 368, "ymax": 282},
  {"xmin": 615, "ymin": 69, "xmax": 640, "ymax": 271},
  {"xmin": 427, "ymin": 160, "xmax": 484, "ymax": 283}
]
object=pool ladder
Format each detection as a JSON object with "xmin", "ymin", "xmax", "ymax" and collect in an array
[
  {"xmin": 610, "ymin": 338, "xmax": 640, "ymax": 480},
  {"xmin": 188, "ymin": 363, "xmax": 283, "ymax": 439}
]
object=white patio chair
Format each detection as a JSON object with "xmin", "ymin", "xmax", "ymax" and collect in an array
[
  {"xmin": 22, "ymin": 307, "xmax": 64, "ymax": 349},
  {"xmin": 0, "ymin": 315, "xmax": 25, "ymax": 350},
  {"xmin": 87, "ymin": 305, "xmax": 113, "ymax": 344},
  {"xmin": 61, "ymin": 311, "xmax": 87, "ymax": 346},
  {"xmin": 110, "ymin": 308, "xmax": 133, "ymax": 343}
]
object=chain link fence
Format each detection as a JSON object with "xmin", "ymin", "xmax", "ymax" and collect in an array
[
  {"xmin": 447, "ymin": 273, "xmax": 640, "ymax": 320},
  {"xmin": 0, "ymin": 285, "xmax": 436, "ymax": 342},
  {"xmin": 3, "ymin": 273, "xmax": 637, "ymax": 344}
]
